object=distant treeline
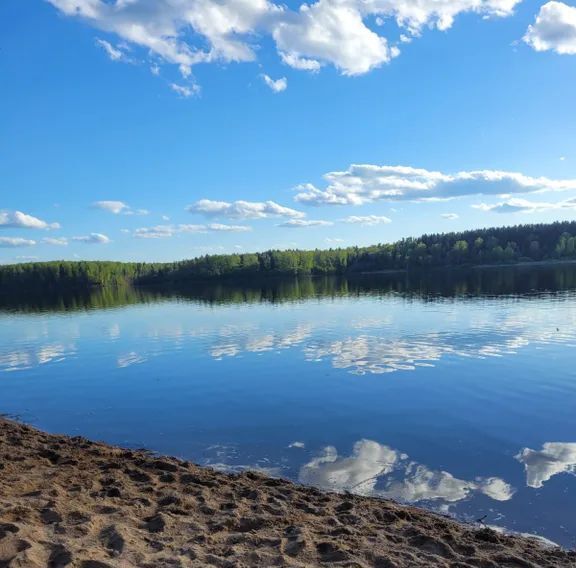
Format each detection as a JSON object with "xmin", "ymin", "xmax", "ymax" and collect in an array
[
  {"xmin": 1, "ymin": 221, "xmax": 576, "ymax": 290},
  {"xmin": 3, "ymin": 265, "xmax": 576, "ymax": 315}
]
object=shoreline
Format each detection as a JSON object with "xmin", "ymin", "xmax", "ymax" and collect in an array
[{"xmin": 1, "ymin": 418, "xmax": 574, "ymax": 567}]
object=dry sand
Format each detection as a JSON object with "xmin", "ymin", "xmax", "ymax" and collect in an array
[{"xmin": 0, "ymin": 418, "xmax": 574, "ymax": 568}]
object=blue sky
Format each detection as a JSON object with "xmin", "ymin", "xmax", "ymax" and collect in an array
[{"xmin": 1, "ymin": 0, "xmax": 576, "ymax": 262}]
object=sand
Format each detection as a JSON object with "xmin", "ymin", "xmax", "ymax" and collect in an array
[{"xmin": 0, "ymin": 418, "xmax": 574, "ymax": 568}]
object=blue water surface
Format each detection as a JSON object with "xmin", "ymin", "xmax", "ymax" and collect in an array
[{"xmin": 0, "ymin": 270, "xmax": 575, "ymax": 547}]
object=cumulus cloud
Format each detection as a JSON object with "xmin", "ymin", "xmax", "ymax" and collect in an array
[
  {"xmin": 524, "ymin": 1, "xmax": 576, "ymax": 55},
  {"xmin": 342, "ymin": 215, "xmax": 391, "ymax": 226},
  {"xmin": 0, "ymin": 237, "xmax": 36, "ymax": 248},
  {"xmin": 0, "ymin": 210, "xmax": 60, "ymax": 230},
  {"xmin": 278, "ymin": 219, "xmax": 333, "ymax": 228},
  {"xmin": 72, "ymin": 233, "xmax": 111, "ymax": 244},
  {"xmin": 92, "ymin": 201, "xmax": 149, "ymax": 215},
  {"xmin": 133, "ymin": 223, "xmax": 251, "ymax": 238},
  {"xmin": 261, "ymin": 73, "xmax": 287, "ymax": 92},
  {"xmin": 516, "ymin": 442, "xmax": 576, "ymax": 488},
  {"xmin": 188, "ymin": 199, "xmax": 305, "ymax": 220},
  {"xmin": 473, "ymin": 196, "xmax": 576, "ymax": 214},
  {"xmin": 48, "ymin": 0, "xmax": 521, "ymax": 82},
  {"xmin": 272, "ymin": 0, "xmax": 397, "ymax": 76},
  {"xmin": 42, "ymin": 237, "xmax": 69, "ymax": 246},
  {"xmin": 294, "ymin": 164, "xmax": 576, "ymax": 206}
]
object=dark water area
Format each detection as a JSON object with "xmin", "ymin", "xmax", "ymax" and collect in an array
[{"xmin": 1, "ymin": 265, "xmax": 575, "ymax": 547}]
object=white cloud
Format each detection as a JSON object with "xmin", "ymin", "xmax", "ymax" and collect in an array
[
  {"xmin": 261, "ymin": 73, "xmax": 287, "ymax": 92},
  {"xmin": 516, "ymin": 443, "xmax": 576, "ymax": 488},
  {"xmin": 92, "ymin": 200, "xmax": 149, "ymax": 215},
  {"xmin": 170, "ymin": 83, "xmax": 199, "ymax": 98},
  {"xmin": 0, "ymin": 237, "xmax": 37, "ymax": 248},
  {"xmin": 133, "ymin": 223, "xmax": 251, "ymax": 238},
  {"xmin": 72, "ymin": 233, "xmax": 111, "ymax": 244},
  {"xmin": 92, "ymin": 200, "xmax": 128, "ymax": 214},
  {"xmin": 15, "ymin": 256, "xmax": 39, "ymax": 261},
  {"xmin": 524, "ymin": 1, "xmax": 576, "ymax": 55},
  {"xmin": 272, "ymin": 0, "xmax": 396, "ymax": 76},
  {"xmin": 325, "ymin": 237, "xmax": 345, "ymax": 244},
  {"xmin": 96, "ymin": 38, "xmax": 125, "ymax": 61},
  {"xmin": 208, "ymin": 223, "xmax": 252, "ymax": 232},
  {"xmin": 278, "ymin": 219, "xmax": 333, "ymax": 228},
  {"xmin": 42, "ymin": 237, "xmax": 69, "ymax": 246},
  {"xmin": 342, "ymin": 215, "xmax": 391, "ymax": 226},
  {"xmin": 294, "ymin": 164, "xmax": 576, "ymax": 206},
  {"xmin": 48, "ymin": 0, "xmax": 521, "ymax": 83},
  {"xmin": 133, "ymin": 225, "xmax": 176, "ymax": 239},
  {"xmin": 441, "ymin": 213, "xmax": 459, "ymax": 220},
  {"xmin": 188, "ymin": 199, "xmax": 305, "ymax": 220},
  {"xmin": 474, "ymin": 196, "xmax": 576, "ymax": 214},
  {"xmin": 0, "ymin": 210, "xmax": 60, "ymax": 230}
]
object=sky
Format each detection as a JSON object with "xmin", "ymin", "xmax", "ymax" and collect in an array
[{"xmin": 1, "ymin": 0, "xmax": 576, "ymax": 263}]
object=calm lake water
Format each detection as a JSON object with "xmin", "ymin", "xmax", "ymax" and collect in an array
[{"xmin": 1, "ymin": 266, "xmax": 575, "ymax": 547}]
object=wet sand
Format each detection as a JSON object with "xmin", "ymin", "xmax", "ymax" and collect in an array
[{"xmin": 0, "ymin": 418, "xmax": 574, "ymax": 567}]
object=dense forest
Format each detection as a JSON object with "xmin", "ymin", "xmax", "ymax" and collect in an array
[
  {"xmin": 3, "ymin": 265, "xmax": 576, "ymax": 314},
  {"xmin": 1, "ymin": 221, "xmax": 576, "ymax": 290}
]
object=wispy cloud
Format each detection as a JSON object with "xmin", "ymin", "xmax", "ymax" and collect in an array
[
  {"xmin": 92, "ymin": 201, "xmax": 149, "ymax": 216},
  {"xmin": 0, "ymin": 237, "xmax": 36, "ymax": 248},
  {"xmin": 278, "ymin": 219, "xmax": 333, "ymax": 228},
  {"xmin": 72, "ymin": 233, "xmax": 111, "ymax": 244},
  {"xmin": 261, "ymin": 74, "xmax": 287, "ymax": 93},
  {"xmin": 342, "ymin": 215, "xmax": 391, "ymax": 226},
  {"xmin": 0, "ymin": 210, "xmax": 60, "ymax": 230},
  {"xmin": 441, "ymin": 213, "xmax": 459, "ymax": 220},
  {"xmin": 473, "ymin": 197, "xmax": 576, "ymax": 214},
  {"xmin": 188, "ymin": 199, "xmax": 305, "ymax": 220},
  {"xmin": 133, "ymin": 223, "xmax": 251, "ymax": 239},
  {"xmin": 96, "ymin": 38, "xmax": 126, "ymax": 61},
  {"xmin": 15, "ymin": 255, "xmax": 39, "ymax": 261},
  {"xmin": 42, "ymin": 237, "xmax": 69, "ymax": 246},
  {"xmin": 169, "ymin": 83, "xmax": 199, "ymax": 98}
]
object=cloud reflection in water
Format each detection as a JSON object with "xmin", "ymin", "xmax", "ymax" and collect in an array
[
  {"xmin": 299, "ymin": 439, "xmax": 514, "ymax": 504},
  {"xmin": 516, "ymin": 443, "xmax": 576, "ymax": 488},
  {"xmin": 0, "ymin": 343, "xmax": 75, "ymax": 372}
]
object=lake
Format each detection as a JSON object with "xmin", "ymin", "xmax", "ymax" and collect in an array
[{"xmin": 1, "ymin": 266, "xmax": 575, "ymax": 547}]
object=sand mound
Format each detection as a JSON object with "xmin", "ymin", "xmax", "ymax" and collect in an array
[{"xmin": 0, "ymin": 418, "xmax": 574, "ymax": 567}]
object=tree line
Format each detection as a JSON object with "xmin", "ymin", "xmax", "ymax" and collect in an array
[{"xmin": 1, "ymin": 221, "xmax": 575, "ymax": 290}]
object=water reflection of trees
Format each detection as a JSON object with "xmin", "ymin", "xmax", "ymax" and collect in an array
[{"xmin": 2, "ymin": 265, "xmax": 576, "ymax": 314}]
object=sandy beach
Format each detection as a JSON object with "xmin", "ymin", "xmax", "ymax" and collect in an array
[{"xmin": 0, "ymin": 418, "xmax": 574, "ymax": 568}]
